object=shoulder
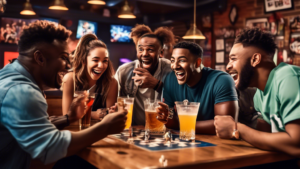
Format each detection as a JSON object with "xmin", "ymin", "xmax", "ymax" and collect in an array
[
  {"xmin": 204, "ymin": 67, "xmax": 234, "ymax": 83},
  {"xmin": 164, "ymin": 72, "xmax": 176, "ymax": 85},
  {"xmin": 4, "ymin": 84, "xmax": 46, "ymax": 107},
  {"xmin": 63, "ymin": 72, "xmax": 74, "ymax": 83},
  {"xmin": 116, "ymin": 60, "xmax": 136, "ymax": 73},
  {"xmin": 160, "ymin": 58, "xmax": 171, "ymax": 65}
]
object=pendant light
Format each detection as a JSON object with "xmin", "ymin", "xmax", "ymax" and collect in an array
[
  {"xmin": 88, "ymin": 0, "xmax": 106, "ymax": 5},
  {"xmin": 118, "ymin": 0, "xmax": 136, "ymax": 19},
  {"xmin": 182, "ymin": 0, "xmax": 205, "ymax": 40},
  {"xmin": 20, "ymin": 0, "xmax": 36, "ymax": 15},
  {"xmin": 49, "ymin": 0, "xmax": 68, "ymax": 10}
]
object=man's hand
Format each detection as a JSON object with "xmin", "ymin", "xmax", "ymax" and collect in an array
[
  {"xmin": 156, "ymin": 102, "xmax": 169, "ymax": 124},
  {"xmin": 108, "ymin": 103, "xmax": 118, "ymax": 114},
  {"xmin": 214, "ymin": 115, "xmax": 236, "ymax": 139},
  {"xmin": 68, "ymin": 91, "xmax": 89, "ymax": 123},
  {"xmin": 132, "ymin": 68, "xmax": 159, "ymax": 89},
  {"xmin": 101, "ymin": 104, "xmax": 128, "ymax": 135}
]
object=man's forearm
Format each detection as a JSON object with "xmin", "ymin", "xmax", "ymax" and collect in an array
[
  {"xmin": 196, "ymin": 120, "xmax": 216, "ymax": 134},
  {"xmin": 238, "ymin": 123, "xmax": 300, "ymax": 157},
  {"xmin": 66, "ymin": 122, "xmax": 108, "ymax": 156}
]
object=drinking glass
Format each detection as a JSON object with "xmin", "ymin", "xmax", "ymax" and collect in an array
[
  {"xmin": 117, "ymin": 97, "xmax": 134, "ymax": 130},
  {"xmin": 175, "ymin": 100, "xmax": 200, "ymax": 141},
  {"xmin": 144, "ymin": 99, "xmax": 165, "ymax": 135},
  {"xmin": 74, "ymin": 91, "xmax": 95, "ymax": 130}
]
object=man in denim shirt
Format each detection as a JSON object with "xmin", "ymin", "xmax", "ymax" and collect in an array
[{"xmin": 0, "ymin": 21, "xmax": 127, "ymax": 169}]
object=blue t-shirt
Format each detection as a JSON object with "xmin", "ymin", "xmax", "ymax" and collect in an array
[{"xmin": 163, "ymin": 67, "xmax": 238, "ymax": 121}]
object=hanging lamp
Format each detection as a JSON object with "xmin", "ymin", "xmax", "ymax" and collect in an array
[
  {"xmin": 88, "ymin": 0, "xmax": 106, "ymax": 5},
  {"xmin": 182, "ymin": 0, "xmax": 205, "ymax": 40},
  {"xmin": 49, "ymin": 0, "xmax": 68, "ymax": 10},
  {"xmin": 118, "ymin": 0, "xmax": 136, "ymax": 19},
  {"xmin": 20, "ymin": 0, "xmax": 36, "ymax": 15}
]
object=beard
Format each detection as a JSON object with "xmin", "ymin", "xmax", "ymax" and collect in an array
[{"xmin": 237, "ymin": 59, "xmax": 254, "ymax": 91}]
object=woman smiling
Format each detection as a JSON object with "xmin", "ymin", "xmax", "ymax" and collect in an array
[{"xmin": 62, "ymin": 34, "xmax": 117, "ymax": 120}]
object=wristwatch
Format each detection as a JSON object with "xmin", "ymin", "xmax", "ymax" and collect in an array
[{"xmin": 232, "ymin": 129, "xmax": 240, "ymax": 140}]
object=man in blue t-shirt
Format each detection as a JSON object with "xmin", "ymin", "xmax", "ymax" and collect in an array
[{"xmin": 156, "ymin": 41, "xmax": 238, "ymax": 134}]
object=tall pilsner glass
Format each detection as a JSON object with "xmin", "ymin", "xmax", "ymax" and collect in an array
[
  {"xmin": 117, "ymin": 97, "xmax": 135, "ymax": 130},
  {"xmin": 175, "ymin": 100, "xmax": 200, "ymax": 141}
]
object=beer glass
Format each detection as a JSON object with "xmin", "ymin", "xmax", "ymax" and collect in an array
[
  {"xmin": 175, "ymin": 100, "xmax": 200, "ymax": 141},
  {"xmin": 74, "ymin": 91, "xmax": 95, "ymax": 130},
  {"xmin": 117, "ymin": 97, "xmax": 134, "ymax": 130},
  {"xmin": 144, "ymin": 99, "xmax": 165, "ymax": 135}
]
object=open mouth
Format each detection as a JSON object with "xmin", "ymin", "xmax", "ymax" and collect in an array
[
  {"xmin": 92, "ymin": 69, "xmax": 102, "ymax": 75},
  {"xmin": 175, "ymin": 71, "xmax": 185, "ymax": 81},
  {"xmin": 229, "ymin": 72, "xmax": 239, "ymax": 87}
]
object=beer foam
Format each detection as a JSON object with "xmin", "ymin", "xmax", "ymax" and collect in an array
[{"xmin": 145, "ymin": 110, "xmax": 156, "ymax": 113}]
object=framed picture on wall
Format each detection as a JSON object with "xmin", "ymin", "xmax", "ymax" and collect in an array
[
  {"xmin": 216, "ymin": 39, "xmax": 224, "ymax": 50},
  {"xmin": 245, "ymin": 18, "xmax": 269, "ymax": 32},
  {"xmin": 216, "ymin": 51, "xmax": 225, "ymax": 63},
  {"xmin": 215, "ymin": 64, "xmax": 226, "ymax": 72},
  {"xmin": 264, "ymin": 0, "xmax": 293, "ymax": 13}
]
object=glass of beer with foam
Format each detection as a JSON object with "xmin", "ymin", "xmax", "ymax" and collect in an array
[
  {"xmin": 144, "ymin": 99, "xmax": 166, "ymax": 135},
  {"xmin": 175, "ymin": 100, "xmax": 200, "ymax": 141}
]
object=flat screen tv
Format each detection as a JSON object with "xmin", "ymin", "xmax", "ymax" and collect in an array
[
  {"xmin": 0, "ymin": 17, "xmax": 37, "ymax": 44},
  {"xmin": 76, "ymin": 20, "xmax": 98, "ymax": 39},
  {"xmin": 110, "ymin": 25, "xmax": 133, "ymax": 43}
]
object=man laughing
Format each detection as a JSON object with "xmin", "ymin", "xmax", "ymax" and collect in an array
[
  {"xmin": 156, "ymin": 41, "xmax": 238, "ymax": 134},
  {"xmin": 214, "ymin": 28, "xmax": 300, "ymax": 158}
]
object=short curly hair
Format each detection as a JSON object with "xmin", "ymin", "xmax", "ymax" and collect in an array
[
  {"xmin": 130, "ymin": 24, "xmax": 175, "ymax": 47},
  {"xmin": 18, "ymin": 20, "xmax": 71, "ymax": 53},
  {"xmin": 234, "ymin": 28, "xmax": 277, "ymax": 58},
  {"xmin": 173, "ymin": 41, "xmax": 203, "ymax": 58}
]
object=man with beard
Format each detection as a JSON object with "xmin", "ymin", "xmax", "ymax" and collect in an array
[
  {"xmin": 214, "ymin": 28, "xmax": 300, "ymax": 159},
  {"xmin": 0, "ymin": 21, "xmax": 127, "ymax": 169},
  {"xmin": 114, "ymin": 24, "xmax": 175, "ymax": 126},
  {"xmin": 156, "ymin": 41, "xmax": 238, "ymax": 134}
]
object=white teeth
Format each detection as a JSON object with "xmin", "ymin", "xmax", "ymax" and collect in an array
[
  {"xmin": 93, "ymin": 70, "xmax": 101, "ymax": 74},
  {"xmin": 176, "ymin": 72, "xmax": 184, "ymax": 75},
  {"xmin": 231, "ymin": 73, "xmax": 237, "ymax": 77}
]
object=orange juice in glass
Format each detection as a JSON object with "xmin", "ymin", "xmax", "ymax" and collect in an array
[
  {"xmin": 175, "ymin": 100, "xmax": 200, "ymax": 141},
  {"xmin": 117, "ymin": 97, "xmax": 134, "ymax": 130}
]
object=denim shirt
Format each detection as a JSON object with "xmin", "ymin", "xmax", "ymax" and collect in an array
[{"xmin": 0, "ymin": 60, "xmax": 71, "ymax": 169}]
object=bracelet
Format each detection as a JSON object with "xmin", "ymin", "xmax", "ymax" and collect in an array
[
  {"xmin": 153, "ymin": 80, "xmax": 160, "ymax": 90},
  {"xmin": 65, "ymin": 114, "xmax": 70, "ymax": 126}
]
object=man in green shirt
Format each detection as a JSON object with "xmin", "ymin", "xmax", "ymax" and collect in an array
[{"xmin": 214, "ymin": 28, "xmax": 300, "ymax": 157}]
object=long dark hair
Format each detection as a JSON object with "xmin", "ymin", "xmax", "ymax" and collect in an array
[{"xmin": 73, "ymin": 34, "xmax": 114, "ymax": 105}]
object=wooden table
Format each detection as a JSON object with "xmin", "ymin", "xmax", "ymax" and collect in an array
[{"xmin": 68, "ymin": 126, "xmax": 294, "ymax": 169}]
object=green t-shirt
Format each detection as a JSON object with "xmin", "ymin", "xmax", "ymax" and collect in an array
[
  {"xmin": 163, "ymin": 67, "xmax": 238, "ymax": 121},
  {"xmin": 254, "ymin": 62, "xmax": 300, "ymax": 132}
]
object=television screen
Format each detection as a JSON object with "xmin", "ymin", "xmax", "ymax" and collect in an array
[
  {"xmin": 76, "ymin": 20, "xmax": 98, "ymax": 39},
  {"xmin": 4, "ymin": 51, "xmax": 19, "ymax": 66},
  {"xmin": 0, "ymin": 17, "xmax": 37, "ymax": 44},
  {"xmin": 110, "ymin": 25, "xmax": 133, "ymax": 43}
]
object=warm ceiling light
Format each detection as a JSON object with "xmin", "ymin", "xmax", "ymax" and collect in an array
[
  {"xmin": 20, "ymin": 0, "xmax": 36, "ymax": 15},
  {"xmin": 88, "ymin": 0, "xmax": 106, "ymax": 5},
  {"xmin": 49, "ymin": 0, "xmax": 68, "ymax": 10},
  {"xmin": 182, "ymin": 0, "xmax": 205, "ymax": 40},
  {"xmin": 118, "ymin": 0, "xmax": 136, "ymax": 19}
]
